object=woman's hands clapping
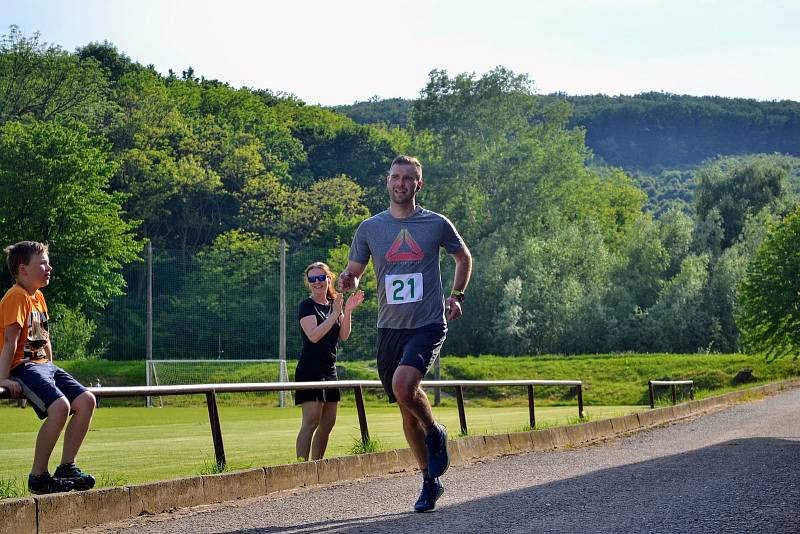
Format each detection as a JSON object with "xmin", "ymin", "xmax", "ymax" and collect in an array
[
  {"xmin": 332, "ymin": 294, "xmax": 344, "ymax": 316},
  {"xmin": 345, "ymin": 290, "xmax": 365, "ymax": 312}
]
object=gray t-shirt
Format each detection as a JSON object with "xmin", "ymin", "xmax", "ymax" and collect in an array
[{"xmin": 349, "ymin": 207, "xmax": 464, "ymax": 329}]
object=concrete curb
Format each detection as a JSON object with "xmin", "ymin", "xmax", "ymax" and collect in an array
[{"xmin": 3, "ymin": 378, "xmax": 799, "ymax": 533}]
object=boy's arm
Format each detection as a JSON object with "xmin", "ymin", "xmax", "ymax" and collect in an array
[
  {"xmin": 0, "ymin": 324, "xmax": 23, "ymax": 397},
  {"xmin": 45, "ymin": 338, "xmax": 54, "ymax": 362}
]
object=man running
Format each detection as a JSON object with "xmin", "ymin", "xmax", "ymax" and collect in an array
[{"xmin": 339, "ymin": 155, "xmax": 472, "ymax": 512}]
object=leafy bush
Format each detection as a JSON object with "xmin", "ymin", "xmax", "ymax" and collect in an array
[{"xmin": 50, "ymin": 304, "xmax": 104, "ymax": 360}]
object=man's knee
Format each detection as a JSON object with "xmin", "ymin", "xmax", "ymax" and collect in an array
[{"xmin": 392, "ymin": 366, "xmax": 423, "ymax": 405}]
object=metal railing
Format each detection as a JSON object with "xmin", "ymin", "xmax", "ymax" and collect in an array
[
  {"xmin": 648, "ymin": 380, "xmax": 694, "ymax": 408},
  {"xmin": 1, "ymin": 378, "xmax": 584, "ymax": 468}
]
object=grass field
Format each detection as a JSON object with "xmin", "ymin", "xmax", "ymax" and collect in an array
[
  {"xmin": 0, "ymin": 403, "xmax": 642, "ymax": 498},
  {"xmin": 2, "ymin": 352, "xmax": 798, "ymax": 498},
  {"xmin": 48, "ymin": 352, "xmax": 800, "ymax": 407}
]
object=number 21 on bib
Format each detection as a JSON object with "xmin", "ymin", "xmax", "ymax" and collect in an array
[{"xmin": 385, "ymin": 273, "xmax": 423, "ymax": 304}]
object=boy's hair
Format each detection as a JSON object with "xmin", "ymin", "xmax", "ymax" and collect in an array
[
  {"xmin": 4, "ymin": 241, "xmax": 48, "ymax": 278},
  {"xmin": 391, "ymin": 155, "xmax": 422, "ymax": 179}
]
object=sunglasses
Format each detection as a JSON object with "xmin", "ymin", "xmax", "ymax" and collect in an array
[{"xmin": 307, "ymin": 274, "xmax": 328, "ymax": 283}]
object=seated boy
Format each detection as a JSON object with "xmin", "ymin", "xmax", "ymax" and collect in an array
[{"xmin": 0, "ymin": 241, "xmax": 96, "ymax": 494}]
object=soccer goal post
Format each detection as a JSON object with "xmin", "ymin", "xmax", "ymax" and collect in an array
[{"xmin": 146, "ymin": 359, "xmax": 290, "ymax": 406}]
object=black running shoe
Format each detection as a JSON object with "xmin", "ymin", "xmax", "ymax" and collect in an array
[
  {"xmin": 54, "ymin": 463, "xmax": 96, "ymax": 491},
  {"xmin": 424, "ymin": 422, "xmax": 450, "ymax": 478},
  {"xmin": 414, "ymin": 477, "xmax": 444, "ymax": 512},
  {"xmin": 28, "ymin": 472, "xmax": 74, "ymax": 495}
]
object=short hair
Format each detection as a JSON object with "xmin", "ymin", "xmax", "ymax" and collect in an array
[
  {"xmin": 390, "ymin": 155, "xmax": 422, "ymax": 179},
  {"xmin": 4, "ymin": 241, "xmax": 48, "ymax": 278},
  {"xmin": 304, "ymin": 261, "xmax": 338, "ymax": 301}
]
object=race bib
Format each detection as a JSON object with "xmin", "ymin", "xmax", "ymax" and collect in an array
[{"xmin": 385, "ymin": 273, "xmax": 423, "ymax": 304}]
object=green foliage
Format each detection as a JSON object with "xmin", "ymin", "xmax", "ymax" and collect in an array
[
  {"xmin": 348, "ymin": 436, "xmax": 383, "ymax": 455},
  {"xmin": 0, "ymin": 119, "xmax": 141, "ymax": 311},
  {"xmin": 695, "ymin": 155, "xmax": 793, "ymax": 248},
  {"xmin": 0, "ymin": 477, "xmax": 24, "ymax": 499},
  {"xmin": 4, "ymin": 22, "xmax": 798, "ymax": 358},
  {"xmin": 562, "ymin": 92, "xmax": 800, "ymax": 168},
  {"xmin": 50, "ymin": 304, "xmax": 104, "ymax": 360},
  {"xmin": 738, "ymin": 204, "xmax": 800, "ymax": 359},
  {"xmin": 336, "ymin": 92, "xmax": 800, "ymax": 171},
  {"xmin": 198, "ymin": 459, "xmax": 229, "ymax": 475},
  {"xmin": 0, "ymin": 26, "xmax": 111, "ymax": 126},
  {"xmin": 333, "ymin": 97, "xmax": 412, "ymax": 127}
]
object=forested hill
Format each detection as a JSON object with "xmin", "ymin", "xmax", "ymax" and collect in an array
[{"xmin": 334, "ymin": 93, "xmax": 800, "ymax": 170}]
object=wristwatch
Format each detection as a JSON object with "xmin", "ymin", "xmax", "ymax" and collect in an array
[{"xmin": 450, "ymin": 289, "xmax": 465, "ymax": 303}]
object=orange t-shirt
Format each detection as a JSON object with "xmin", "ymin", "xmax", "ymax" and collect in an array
[{"xmin": 0, "ymin": 284, "xmax": 50, "ymax": 370}]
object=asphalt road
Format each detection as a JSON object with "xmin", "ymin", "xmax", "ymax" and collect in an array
[{"xmin": 84, "ymin": 388, "xmax": 800, "ymax": 534}]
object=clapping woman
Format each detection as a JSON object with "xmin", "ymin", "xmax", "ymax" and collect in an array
[{"xmin": 295, "ymin": 262, "xmax": 364, "ymax": 461}]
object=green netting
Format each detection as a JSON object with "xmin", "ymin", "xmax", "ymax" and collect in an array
[{"xmin": 95, "ymin": 244, "xmax": 378, "ymax": 362}]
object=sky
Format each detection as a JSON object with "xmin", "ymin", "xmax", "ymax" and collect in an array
[{"xmin": 2, "ymin": 0, "xmax": 799, "ymax": 106}]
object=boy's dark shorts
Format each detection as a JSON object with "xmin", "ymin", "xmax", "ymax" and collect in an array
[
  {"xmin": 10, "ymin": 362, "xmax": 88, "ymax": 420},
  {"xmin": 376, "ymin": 322, "xmax": 447, "ymax": 403}
]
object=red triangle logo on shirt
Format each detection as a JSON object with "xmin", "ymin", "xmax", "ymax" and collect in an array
[{"xmin": 385, "ymin": 229, "xmax": 425, "ymax": 262}]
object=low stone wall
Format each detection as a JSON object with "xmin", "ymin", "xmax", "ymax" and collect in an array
[{"xmin": 2, "ymin": 379, "xmax": 798, "ymax": 534}]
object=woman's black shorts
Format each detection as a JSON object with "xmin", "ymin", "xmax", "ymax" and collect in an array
[{"xmin": 294, "ymin": 365, "xmax": 340, "ymax": 405}]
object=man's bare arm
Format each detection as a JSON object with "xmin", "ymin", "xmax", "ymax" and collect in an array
[
  {"xmin": 446, "ymin": 245, "xmax": 473, "ymax": 321},
  {"xmin": 339, "ymin": 261, "xmax": 367, "ymax": 292}
]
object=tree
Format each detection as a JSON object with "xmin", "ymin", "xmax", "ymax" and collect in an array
[
  {"xmin": 0, "ymin": 120, "xmax": 141, "ymax": 312},
  {"xmin": 76, "ymin": 40, "xmax": 139, "ymax": 83},
  {"xmin": 0, "ymin": 26, "xmax": 110, "ymax": 126},
  {"xmin": 737, "ymin": 204, "xmax": 800, "ymax": 359},
  {"xmin": 646, "ymin": 254, "xmax": 711, "ymax": 352},
  {"xmin": 695, "ymin": 155, "xmax": 792, "ymax": 249}
]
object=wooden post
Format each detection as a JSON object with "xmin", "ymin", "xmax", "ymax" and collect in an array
[
  {"xmin": 671, "ymin": 384, "xmax": 677, "ymax": 404},
  {"xmin": 433, "ymin": 357, "xmax": 441, "ymax": 407},
  {"xmin": 527, "ymin": 385, "xmax": 536, "ymax": 429},
  {"xmin": 205, "ymin": 391, "xmax": 226, "ymax": 468},
  {"xmin": 648, "ymin": 381, "xmax": 655, "ymax": 409},
  {"xmin": 354, "ymin": 386, "xmax": 369, "ymax": 446},
  {"xmin": 577, "ymin": 384, "xmax": 585, "ymax": 419},
  {"xmin": 456, "ymin": 386, "xmax": 467, "ymax": 435}
]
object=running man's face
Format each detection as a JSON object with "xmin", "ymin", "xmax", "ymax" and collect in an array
[
  {"xmin": 21, "ymin": 252, "xmax": 52, "ymax": 289},
  {"xmin": 387, "ymin": 164, "xmax": 422, "ymax": 205}
]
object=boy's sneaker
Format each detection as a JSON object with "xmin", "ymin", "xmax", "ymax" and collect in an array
[
  {"xmin": 414, "ymin": 477, "xmax": 444, "ymax": 512},
  {"xmin": 54, "ymin": 463, "xmax": 96, "ymax": 491},
  {"xmin": 424, "ymin": 422, "xmax": 450, "ymax": 478},
  {"xmin": 28, "ymin": 472, "xmax": 74, "ymax": 495}
]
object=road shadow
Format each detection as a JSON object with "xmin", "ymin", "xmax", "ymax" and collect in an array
[{"xmin": 223, "ymin": 437, "xmax": 800, "ymax": 534}]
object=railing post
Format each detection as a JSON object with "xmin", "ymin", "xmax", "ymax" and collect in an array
[
  {"xmin": 353, "ymin": 386, "xmax": 370, "ymax": 446},
  {"xmin": 577, "ymin": 384, "xmax": 585, "ymax": 419},
  {"xmin": 671, "ymin": 384, "xmax": 677, "ymax": 405},
  {"xmin": 648, "ymin": 381, "xmax": 655, "ymax": 409},
  {"xmin": 527, "ymin": 385, "xmax": 536, "ymax": 429},
  {"xmin": 433, "ymin": 357, "xmax": 441, "ymax": 407},
  {"xmin": 455, "ymin": 386, "xmax": 467, "ymax": 435},
  {"xmin": 689, "ymin": 384, "xmax": 695, "ymax": 400},
  {"xmin": 205, "ymin": 391, "xmax": 226, "ymax": 468}
]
